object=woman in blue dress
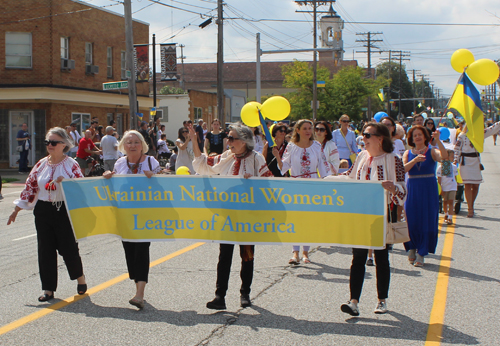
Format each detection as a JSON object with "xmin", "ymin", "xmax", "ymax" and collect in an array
[{"xmin": 403, "ymin": 125, "xmax": 447, "ymax": 267}]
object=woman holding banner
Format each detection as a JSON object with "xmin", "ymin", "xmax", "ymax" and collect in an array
[
  {"xmin": 7, "ymin": 127, "xmax": 87, "ymax": 302},
  {"xmin": 103, "ymin": 130, "xmax": 161, "ymax": 309},
  {"xmin": 273, "ymin": 119, "xmax": 331, "ymax": 265},
  {"xmin": 329, "ymin": 122, "xmax": 406, "ymax": 316},
  {"xmin": 190, "ymin": 123, "xmax": 272, "ymax": 310},
  {"xmin": 262, "ymin": 123, "xmax": 289, "ymax": 177}
]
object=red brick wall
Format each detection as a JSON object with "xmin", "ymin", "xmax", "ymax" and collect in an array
[
  {"xmin": 188, "ymin": 90, "xmax": 218, "ymax": 123},
  {"xmin": 0, "ymin": 0, "xmax": 149, "ymax": 96}
]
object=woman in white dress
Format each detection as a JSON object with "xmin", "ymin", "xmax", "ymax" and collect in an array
[
  {"xmin": 454, "ymin": 122, "xmax": 500, "ymax": 217},
  {"xmin": 273, "ymin": 119, "xmax": 331, "ymax": 264},
  {"xmin": 176, "ymin": 127, "xmax": 195, "ymax": 174},
  {"xmin": 190, "ymin": 123, "xmax": 273, "ymax": 310},
  {"xmin": 315, "ymin": 120, "xmax": 340, "ymax": 175}
]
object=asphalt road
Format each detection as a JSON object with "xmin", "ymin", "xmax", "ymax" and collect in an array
[{"xmin": 1, "ymin": 139, "xmax": 499, "ymax": 346}]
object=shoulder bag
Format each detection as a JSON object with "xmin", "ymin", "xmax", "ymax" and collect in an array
[{"xmin": 340, "ymin": 130, "xmax": 357, "ymax": 164}]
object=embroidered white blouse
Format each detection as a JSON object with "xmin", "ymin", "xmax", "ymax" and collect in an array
[
  {"xmin": 14, "ymin": 156, "xmax": 83, "ymax": 210},
  {"xmin": 279, "ymin": 141, "xmax": 331, "ymax": 178},
  {"xmin": 321, "ymin": 140, "xmax": 340, "ymax": 175},
  {"xmin": 193, "ymin": 150, "xmax": 273, "ymax": 177},
  {"xmin": 114, "ymin": 156, "xmax": 161, "ymax": 175},
  {"xmin": 327, "ymin": 150, "xmax": 407, "ymax": 206}
]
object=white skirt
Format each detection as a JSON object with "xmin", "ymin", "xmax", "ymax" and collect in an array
[{"xmin": 460, "ymin": 156, "xmax": 483, "ymax": 184}]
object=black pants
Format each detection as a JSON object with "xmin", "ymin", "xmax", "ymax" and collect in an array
[
  {"xmin": 34, "ymin": 201, "xmax": 84, "ymax": 292},
  {"xmin": 215, "ymin": 244, "xmax": 254, "ymax": 298},
  {"xmin": 349, "ymin": 205, "xmax": 397, "ymax": 302},
  {"xmin": 122, "ymin": 241, "xmax": 151, "ymax": 283},
  {"xmin": 19, "ymin": 149, "xmax": 29, "ymax": 172}
]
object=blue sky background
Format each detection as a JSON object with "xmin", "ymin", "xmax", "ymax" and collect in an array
[{"xmin": 81, "ymin": 0, "xmax": 500, "ymax": 97}]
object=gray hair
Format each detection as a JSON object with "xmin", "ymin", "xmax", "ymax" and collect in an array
[
  {"xmin": 46, "ymin": 127, "xmax": 73, "ymax": 153},
  {"xmin": 118, "ymin": 130, "xmax": 149, "ymax": 154},
  {"xmin": 229, "ymin": 123, "xmax": 255, "ymax": 151}
]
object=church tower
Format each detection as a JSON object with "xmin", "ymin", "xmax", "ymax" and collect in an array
[{"xmin": 318, "ymin": 3, "xmax": 344, "ymax": 64}]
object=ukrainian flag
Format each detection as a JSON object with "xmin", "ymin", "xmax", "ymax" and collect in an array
[
  {"xmin": 448, "ymin": 73, "xmax": 485, "ymax": 152},
  {"xmin": 258, "ymin": 110, "xmax": 276, "ymax": 147}
]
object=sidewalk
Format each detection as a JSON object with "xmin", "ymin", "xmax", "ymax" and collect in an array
[{"xmin": 0, "ymin": 169, "xmax": 28, "ymax": 187}]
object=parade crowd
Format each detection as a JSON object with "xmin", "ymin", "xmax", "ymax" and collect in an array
[{"xmin": 7, "ymin": 112, "xmax": 500, "ymax": 317}]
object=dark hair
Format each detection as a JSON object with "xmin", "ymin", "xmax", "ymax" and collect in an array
[
  {"xmin": 379, "ymin": 116, "xmax": 397, "ymax": 137},
  {"xmin": 424, "ymin": 118, "xmax": 436, "ymax": 132},
  {"xmin": 160, "ymin": 125, "xmax": 165, "ymax": 130},
  {"xmin": 161, "ymin": 134, "xmax": 166, "ymax": 139},
  {"xmin": 177, "ymin": 127, "xmax": 188, "ymax": 140},
  {"xmin": 407, "ymin": 125, "xmax": 431, "ymax": 147},
  {"xmin": 314, "ymin": 121, "xmax": 333, "ymax": 141},
  {"xmin": 414, "ymin": 113, "xmax": 424, "ymax": 120},
  {"xmin": 271, "ymin": 123, "xmax": 288, "ymax": 137},
  {"xmin": 363, "ymin": 122, "xmax": 393, "ymax": 153}
]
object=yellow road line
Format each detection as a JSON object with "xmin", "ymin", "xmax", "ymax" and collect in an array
[
  {"xmin": 425, "ymin": 215, "xmax": 456, "ymax": 345},
  {"xmin": 0, "ymin": 242, "xmax": 205, "ymax": 336}
]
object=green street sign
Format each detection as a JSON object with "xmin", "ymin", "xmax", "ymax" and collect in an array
[
  {"xmin": 103, "ymin": 81, "xmax": 129, "ymax": 90},
  {"xmin": 361, "ymin": 107, "xmax": 368, "ymax": 111}
]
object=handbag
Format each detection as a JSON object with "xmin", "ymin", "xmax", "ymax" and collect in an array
[
  {"xmin": 16, "ymin": 145, "xmax": 23, "ymax": 152},
  {"xmin": 340, "ymin": 130, "xmax": 357, "ymax": 164}
]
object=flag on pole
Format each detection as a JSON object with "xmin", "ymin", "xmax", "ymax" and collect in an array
[
  {"xmin": 378, "ymin": 89, "xmax": 384, "ymax": 101},
  {"xmin": 448, "ymin": 73, "xmax": 484, "ymax": 152},
  {"xmin": 258, "ymin": 110, "xmax": 275, "ymax": 147}
]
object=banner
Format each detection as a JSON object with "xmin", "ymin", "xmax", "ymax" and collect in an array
[
  {"xmin": 160, "ymin": 43, "xmax": 177, "ymax": 81},
  {"xmin": 133, "ymin": 44, "xmax": 149, "ymax": 82},
  {"xmin": 61, "ymin": 176, "xmax": 387, "ymax": 249}
]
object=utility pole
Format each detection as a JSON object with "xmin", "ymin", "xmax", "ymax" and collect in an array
[
  {"xmin": 356, "ymin": 32, "xmax": 383, "ymax": 120},
  {"xmin": 124, "ymin": 0, "xmax": 138, "ymax": 130},
  {"xmin": 216, "ymin": 0, "xmax": 224, "ymax": 123},
  {"xmin": 418, "ymin": 74, "xmax": 429, "ymax": 109},
  {"xmin": 295, "ymin": 1, "xmax": 336, "ymax": 121},
  {"xmin": 152, "ymin": 34, "xmax": 156, "ymax": 108},
  {"xmin": 393, "ymin": 51, "xmax": 410, "ymax": 120},
  {"xmin": 408, "ymin": 69, "xmax": 420, "ymax": 115},
  {"xmin": 179, "ymin": 44, "xmax": 186, "ymax": 91},
  {"xmin": 256, "ymin": 33, "xmax": 261, "ymax": 103}
]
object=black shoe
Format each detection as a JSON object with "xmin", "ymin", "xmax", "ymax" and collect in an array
[
  {"xmin": 206, "ymin": 296, "xmax": 226, "ymax": 310},
  {"xmin": 240, "ymin": 294, "xmax": 252, "ymax": 308},
  {"xmin": 38, "ymin": 293, "xmax": 54, "ymax": 302},
  {"xmin": 366, "ymin": 258, "xmax": 374, "ymax": 266},
  {"xmin": 77, "ymin": 283, "xmax": 87, "ymax": 295}
]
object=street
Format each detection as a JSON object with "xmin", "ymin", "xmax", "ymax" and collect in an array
[{"xmin": 1, "ymin": 140, "xmax": 499, "ymax": 346}]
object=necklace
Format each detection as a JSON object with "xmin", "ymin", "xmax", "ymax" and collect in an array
[{"xmin": 127, "ymin": 155, "xmax": 143, "ymax": 174}]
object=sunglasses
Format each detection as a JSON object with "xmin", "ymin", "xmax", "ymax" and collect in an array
[
  {"xmin": 341, "ymin": 120, "xmax": 350, "ymax": 123},
  {"xmin": 277, "ymin": 129, "xmax": 286, "ymax": 133},
  {"xmin": 182, "ymin": 130, "xmax": 188, "ymax": 133},
  {"xmin": 362, "ymin": 132, "xmax": 380, "ymax": 139},
  {"xmin": 44, "ymin": 140, "xmax": 64, "ymax": 146},
  {"xmin": 227, "ymin": 136, "xmax": 240, "ymax": 142},
  {"xmin": 315, "ymin": 127, "xmax": 326, "ymax": 132}
]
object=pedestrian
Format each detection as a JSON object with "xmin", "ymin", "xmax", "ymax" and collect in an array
[
  {"xmin": 195, "ymin": 119, "xmax": 205, "ymax": 151},
  {"xmin": 7, "ymin": 127, "xmax": 87, "ymax": 302},
  {"xmin": 437, "ymin": 149, "xmax": 459, "ymax": 224},
  {"xmin": 167, "ymin": 146, "xmax": 178, "ymax": 171},
  {"xmin": 16, "ymin": 123, "xmax": 31, "ymax": 173},
  {"xmin": 380, "ymin": 116, "xmax": 406, "ymax": 157},
  {"xmin": 273, "ymin": 119, "xmax": 331, "ymax": 264},
  {"xmin": 100, "ymin": 126, "xmax": 120, "ymax": 172},
  {"xmin": 157, "ymin": 133, "xmax": 171, "ymax": 160},
  {"xmin": 412, "ymin": 113, "xmax": 425, "ymax": 127},
  {"xmin": 424, "ymin": 118, "xmax": 437, "ymax": 147},
  {"xmin": 262, "ymin": 123, "xmax": 289, "ymax": 177},
  {"xmin": 68, "ymin": 122, "xmax": 81, "ymax": 158},
  {"xmin": 138, "ymin": 121, "xmax": 154, "ymax": 155},
  {"xmin": 403, "ymin": 126, "xmax": 447, "ymax": 267},
  {"xmin": 205, "ymin": 119, "xmax": 228, "ymax": 155},
  {"xmin": 454, "ymin": 122, "xmax": 500, "ymax": 217},
  {"xmin": 315, "ymin": 120, "xmax": 340, "ymax": 175},
  {"xmin": 251, "ymin": 127, "xmax": 265, "ymax": 154},
  {"xmin": 95, "ymin": 125, "xmax": 104, "ymax": 142},
  {"xmin": 76, "ymin": 130, "xmax": 101, "ymax": 176},
  {"xmin": 332, "ymin": 114, "xmax": 358, "ymax": 167},
  {"xmin": 190, "ymin": 123, "xmax": 273, "ymax": 310},
  {"xmin": 176, "ymin": 127, "xmax": 195, "ymax": 174},
  {"xmin": 102, "ymin": 130, "xmax": 161, "ymax": 309},
  {"xmin": 330, "ymin": 122, "xmax": 406, "ymax": 316}
]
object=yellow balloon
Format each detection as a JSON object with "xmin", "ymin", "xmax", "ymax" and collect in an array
[
  {"xmin": 451, "ymin": 49, "xmax": 475, "ymax": 73},
  {"xmin": 467, "ymin": 58, "xmax": 500, "ymax": 86},
  {"xmin": 240, "ymin": 102, "xmax": 261, "ymax": 127},
  {"xmin": 261, "ymin": 96, "xmax": 291, "ymax": 121},
  {"xmin": 176, "ymin": 166, "xmax": 190, "ymax": 175},
  {"xmin": 269, "ymin": 123, "xmax": 276, "ymax": 137}
]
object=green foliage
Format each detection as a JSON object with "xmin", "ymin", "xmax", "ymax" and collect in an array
[
  {"xmin": 375, "ymin": 62, "xmax": 415, "ymax": 117},
  {"xmin": 159, "ymin": 85, "xmax": 187, "ymax": 95},
  {"xmin": 281, "ymin": 60, "xmax": 382, "ymax": 121}
]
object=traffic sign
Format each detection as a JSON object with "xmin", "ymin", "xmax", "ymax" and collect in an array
[{"xmin": 103, "ymin": 81, "xmax": 129, "ymax": 90}]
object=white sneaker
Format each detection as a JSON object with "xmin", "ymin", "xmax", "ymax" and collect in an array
[
  {"xmin": 374, "ymin": 301, "xmax": 388, "ymax": 314},
  {"xmin": 341, "ymin": 301, "xmax": 360, "ymax": 316}
]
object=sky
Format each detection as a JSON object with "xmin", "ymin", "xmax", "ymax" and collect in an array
[{"xmin": 81, "ymin": 0, "xmax": 500, "ymax": 97}]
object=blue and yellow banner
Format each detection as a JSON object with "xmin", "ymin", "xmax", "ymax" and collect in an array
[{"xmin": 61, "ymin": 176, "xmax": 387, "ymax": 249}]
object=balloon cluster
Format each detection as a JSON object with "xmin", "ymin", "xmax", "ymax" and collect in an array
[
  {"xmin": 451, "ymin": 49, "xmax": 500, "ymax": 85},
  {"xmin": 240, "ymin": 96, "xmax": 290, "ymax": 127}
]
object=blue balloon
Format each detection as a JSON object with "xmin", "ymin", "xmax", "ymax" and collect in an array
[
  {"xmin": 438, "ymin": 127, "xmax": 450, "ymax": 141},
  {"xmin": 374, "ymin": 112, "xmax": 387, "ymax": 122}
]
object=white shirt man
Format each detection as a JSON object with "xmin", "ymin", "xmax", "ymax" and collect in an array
[
  {"xmin": 100, "ymin": 126, "xmax": 119, "ymax": 171},
  {"xmin": 69, "ymin": 123, "xmax": 81, "ymax": 158}
]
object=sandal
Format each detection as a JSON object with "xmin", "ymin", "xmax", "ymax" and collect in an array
[
  {"xmin": 408, "ymin": 249, "xmax": 416, "ymax": 264},
  {"xmin": 414, "ymin": 254, "xmax": 424, "ymax": 267},
  {"xmin": 129, "ymin": 297, "xmax": 145, "ymax": 309},
  {"xmin": 38, "ymin": 293, "xmax": 54, "ymax": 302},
  {"xmin": 77, "ymin": 283, "xmax": 87, "ymax": 295},
  {"xmin": 302, "ymin": 257, "xmax": 311, "ymax": 264},
  {"xmin": 288, "ymin": 257, "xmax": 300, "ymax": 265}
]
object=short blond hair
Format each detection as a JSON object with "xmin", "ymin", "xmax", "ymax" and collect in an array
[{"xmin": 118, "ymin": 130, "xmax": 149, "ymax": 154}]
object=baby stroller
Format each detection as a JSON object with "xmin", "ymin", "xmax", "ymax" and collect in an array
[{"xmin": 86, "ymin": 156, "xmax": 105, "ymax": 177}]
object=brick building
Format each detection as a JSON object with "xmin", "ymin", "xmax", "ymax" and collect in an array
[{"xmin": 0, "ymin": 0, "xmax": 152, "ymax": 168}]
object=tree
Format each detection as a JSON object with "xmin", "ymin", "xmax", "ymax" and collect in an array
[
  {"xmin": 376, "ymin": 62, "xmax": 415, "ymax": 118},
  {"xmin": 281, "ymin": 60, "xmax": 382, "ymax": 121},
  {"xmin": 159, "ymin": 85, "xmax": 186, "ymax": 94}
]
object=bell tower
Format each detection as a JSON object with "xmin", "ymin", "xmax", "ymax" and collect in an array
[{"xmin": 319, "ymin": 2, "xmax": 344, "ymax": 64}]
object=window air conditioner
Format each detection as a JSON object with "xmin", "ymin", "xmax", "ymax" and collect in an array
[
  {"xmin": 86, "ymin": 65, "xmax": 99, "ymax": 74},
  {"xmin": 61, "ymin": 58, "xmax": 75, "ymax": 70}
]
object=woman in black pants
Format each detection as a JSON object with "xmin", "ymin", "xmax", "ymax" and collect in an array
[
  {"xmin": 328, "ymin": 122, "xmax": 407, "ymax": 316},
  {"xmin": 7, "ymin": 127, "xmax": 87, "ymax": 302}
]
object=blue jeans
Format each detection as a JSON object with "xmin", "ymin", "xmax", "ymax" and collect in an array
[{"xmin": 19, "ymin": 149, "xmax": 29, "ymax": 172}]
